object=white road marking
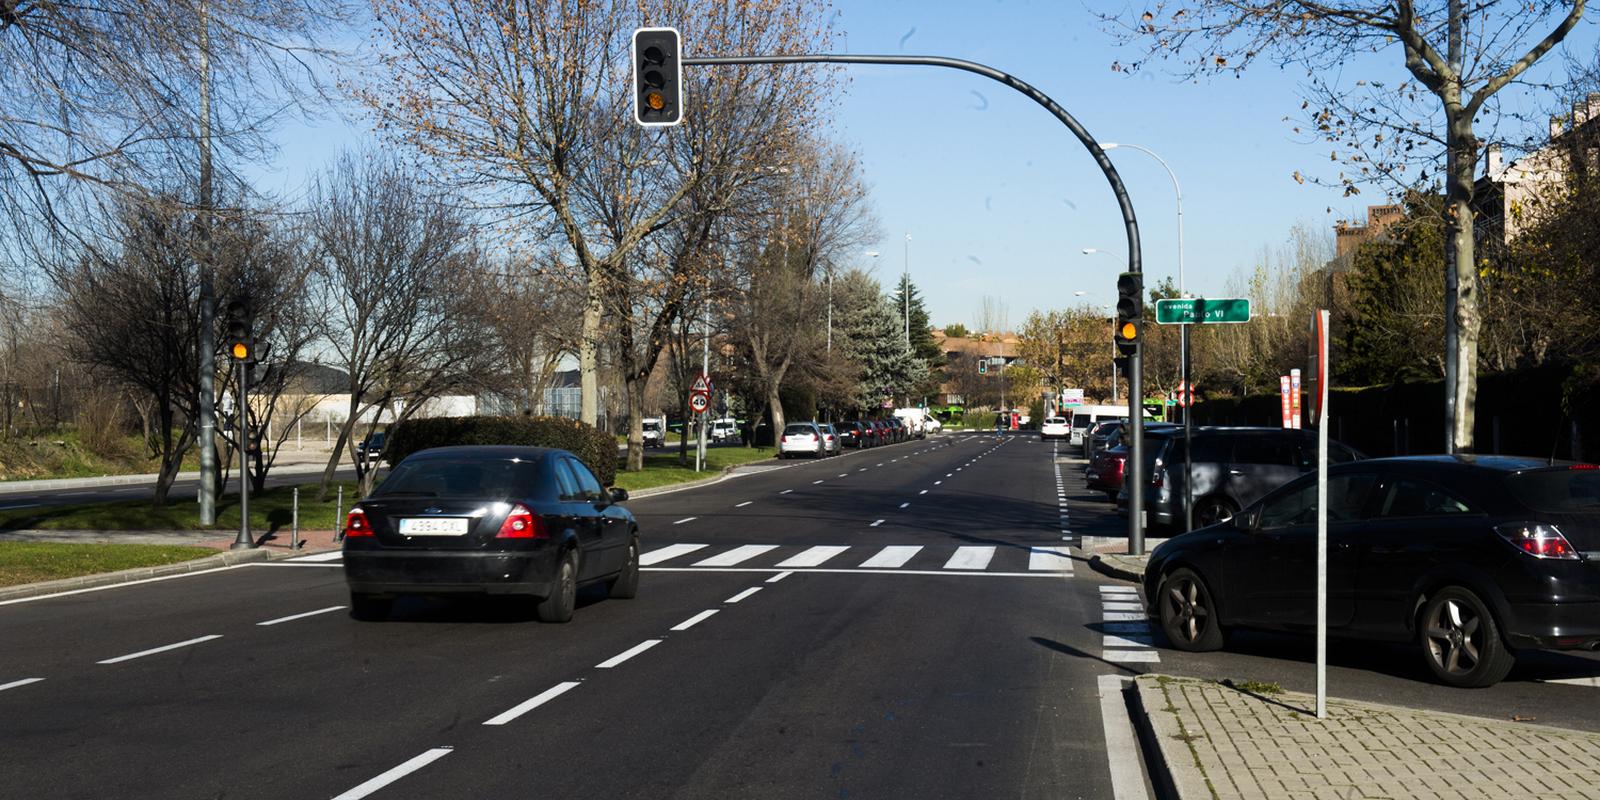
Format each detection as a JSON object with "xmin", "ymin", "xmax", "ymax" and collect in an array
[
  {"xmin": 779, "ymin": 489, "xmax": 793, "ymax": 494},
  {"xmin": 694, "ymin": 545, "xmax": 778, "ymax": 567},
  {"xmin": 765, "ymin": 571, "xmax": 794, "ymax": 584},
  {"xmin": 1103, "ymin": 650, "xmax": 1161, "ymax": 663},
  {"xmin": 1542, "ymin": 676, "xmax": 1600, "ymax": 687},
  {"xmin": 934, "ymin": 481, "xmax": 943, "ymax": 485},
  {"xmin": 257, "ymin": 606, "xmax": 346, "ymax": 626},
  {"xmin": 946, "ymin": 473, "xmax": 953, "ymax": 477},
  {"xmin": 735, "ymin": 501, "xmax": 753, "ymax": 508},
  {"xmin": 877, "ymin": 463, "xmax": 885, "ymax": 467},
  {"xmin": 640, "ymin": 543, "xmax": 708, "ymax": 565},
  {"xmin": 670, "ymin": 610, "xmax": 720, "ymax": 631},
  {"xmin": 1100, "ymin": 585, "xmax": 1140, "ymax": 594},
  {"xmin": 673, "ymin": 517, "xmax": 697, "ymax": 525},
  {"xmin": 859, "ymin": 545, "xmax": 922, "ymax": 569},
  {"xmin": 1102, "ymin": 611, "xmax": 1145, "ymax": 622},
  {"xmin": 596, "ymin": 639, "xmax": 662, "ymax": 669},
  {"xmin": 1097, "ymin": 674, "xmax": 1152, "ymax": 800},
  {"xmin": 97, "ymin": 635, "xmax": 222, "ymax": 665},
  {"xmin": 918, "ymin": 490, "xmax": 928, "ymax": 495},
  {"xmin": 0, "ymin": 503, "xmax": 39, "ymax": 510},
  {"xmin": 899, "ymin": 502, "xmax": 910, "ymax": 509},
  {"xmin": 0, "ymin": 678, "xmax": 44, "ymax": 693},
  {"xmin": 1103, "ymin": 602, "xmax": 1145, "ymax": 612},
  {"xmin": 483, "ymin": 682, "xmax": 581, "ymax": 726},
  {"xmin": 1103, "ymin": 634, "xmax": 1154, "ymax": 649},
  {"xmin": 837, "ymin": 473, "xmax": 848, "ymax": 478},
  {"xmin": 812, "ymin": 480, "xmax": 825, "ymax": 485},
  {"xmin": 333, "ymin": 747, "xmax": 454, "ymax": 800},
  {"xmin": 776, "ymin": 545, "xmax": 850, "ymax": 568},
  {"xmin": 724, "ymin": 587, "xmax": 763, "ymax": 604},
  {"xmin": 870, "ymin": 519, "xmax": 885, "ymax": 527},
  {"xmin": 292, "ymin": 551, "xmax": 344, "ymax": 562},
  {"xmin": 1027, "ymin": 546, "xmax": 1074, "ymax": 572},
  {"xmin": 944, "ymin": 546, "xmax": 995, "ymax": 570}
]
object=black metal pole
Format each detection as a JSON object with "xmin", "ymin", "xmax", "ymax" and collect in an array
[
  {"xmin": 1183, "ymin": 320, "xmax": 1193, "ymax": 533},
  {"xmin": 682, "ymin": 51, "xmax": 1145, "ymax": 552},
  {"xmin": 230, "ymin": 362, "xmax": 253, "ymax": 550}
]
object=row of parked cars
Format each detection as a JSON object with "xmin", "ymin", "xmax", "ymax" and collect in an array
[
  {"xmin": 778, "ymin": 418, "xmax": 923, "ymax": 458},
  {"xmin": 1073, "ymin": 420, "xmax": 1600, "ymax": 688}
]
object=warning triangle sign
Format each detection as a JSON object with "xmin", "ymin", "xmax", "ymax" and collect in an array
[{"xmin": 691, "ymin": 373, "xmax": 711, "ymax": 394}]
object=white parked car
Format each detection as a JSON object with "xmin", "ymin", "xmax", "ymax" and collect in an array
[
  {"xmin": 641, "ymin": 418, "xmax": 665, "ymax": 447},
  {"xmin": 1040, "ymin": 416, "xmax": 1071, "ymax": 441},
  {"xmin": 710, "ymin": 418, "xmax": 738, "ymax": 442},
  {"xmin": 779, "ymin": 422, "xmax": 824, "ymax": 459},
  {"xmin": 818, "ymin": 423, "xmax": 841, "ymax": 456}
]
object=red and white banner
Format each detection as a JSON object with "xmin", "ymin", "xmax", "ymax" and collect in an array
[
  {"xmin": 1279, "ymin": 376, "xmax": 1293, "ymax": 429},
  {"xmin": 1289, "ymin": 369, "xmax": 1303, "ymax": 429}
]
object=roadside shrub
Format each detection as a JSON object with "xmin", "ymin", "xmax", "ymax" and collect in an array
[{"xmin": 384, "ymin": 416, "xmax": 617, "ymax": 485}]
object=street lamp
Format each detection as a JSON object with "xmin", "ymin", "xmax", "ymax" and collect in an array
[{"xmin": 902, "ymin": 234, "xmax": 912, "ymax": 352}]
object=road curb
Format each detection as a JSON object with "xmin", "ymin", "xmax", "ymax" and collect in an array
[
  {"xmin": 626, "ymin": 460, "xmax": 778, "ymax": 499},
  {"xmin": 0, "ymin": 547, "xmax": 274, "ymax": 603},
  {"xmin": 1129, "ymin": 676, "xmax": 1196, "ymax": 800},
  {"xmin": 1089, "ymin": 552, "xmax": 1147, "ymax": 583},
  {"xmin": 0, "ymin": 463, "xmax": 336, "ymax": 496}
]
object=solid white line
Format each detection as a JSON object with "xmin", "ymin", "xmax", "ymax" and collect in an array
[
  {"xmin": 332, "ymin": 747, "xmax": 454, "ymax": 800},
  {"xmin": 1027, "ymin": 546, "xmax": 1074, "ymax": 572},
  {"xmin": 596, "ymin": 639, "xmax": 662, "ymax": 669},
  {"xmin": 765, "ymin": 571, "xmax": 794, "ymax": 583},
  {"xmin": 670, "ymin": 609, "xmax": 720, "ymax": 631},
  {"xmin": 0, "ymin": 678, "xmax": 44, "ymax": 693},
  {"xmin": 673, "ymin": 517, "xmax": 697, "ymax": 525},
  {"xmin": 899, "ymin": 502, "xmax": 910, "ymax": 509},
  {"xmin": 640, "ymin": 543, "xmax": 708, "ymax": 565},
  {"xmin": 694, "ymin": 544, "xmax": 778, "ymax": 567},
  {"xmin": 859, "ymin": 545, "xmax": 922, "ymax": 569},
  {"xmin": 1097, "ymin": 675, "xmax": 1151, "ymax": 800},
  {"xmin": 98, "ymin": 634, "xmax": 223, "ymax": 665},
  {"xmin": 257, "ymin": 606, "xmax": 346, "ymax": 626},
  {"xmin": 483, "ymin": 682, "xmax": 581, "ymax": 725},
  {"xmin": 1103, "ymin": 650, "xmax": 1162, "ymax": 663},
  {"xmin": 869, "ymin": 519, "xmax": 885, "ymax": 527},
  {"xmin": 943, "ymin": 546, "xmax": 995, "ymax": 570},
  {"xmin": 725, "ymin": 586, "xmax": 763, "ymax": 603},
  {"xmin": 291, "ymin": 551, "xmax": 345, "ymax": 562},
  {"xmin": 776, "ymin": 545, "xmax": 850, "ymax": 568},
  {"xmin": 0, "ymin": 563, "xmax": 256, "ymax": 606},
  {"xmin": 735, "ymin": 501, "xmax": 753, "ymax": 508}
]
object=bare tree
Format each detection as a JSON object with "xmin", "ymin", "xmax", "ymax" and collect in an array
[
  {"xmin": 307, "ymin": 152, "xmax": 490, "ymax": 497},
  {"xmin": 1111, "ymin": 1, "xmax": 1587, "ymax": 451}
]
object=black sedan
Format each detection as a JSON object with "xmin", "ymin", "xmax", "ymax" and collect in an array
[
  {"xmin": 342, "ymin": 445, "xmax": 639, "ymax": 623},
  {"xmin": 1143, "ymin": 456, "xmax": 1600, "ymax": 687}
]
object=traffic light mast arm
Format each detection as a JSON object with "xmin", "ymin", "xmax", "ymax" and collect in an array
[{"xmin": 679, "ymin": 49, "xmax": 1148, "ymax": 555}]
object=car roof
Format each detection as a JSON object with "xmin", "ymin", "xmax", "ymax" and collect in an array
[{"xmin": 407, "ymin": 445, "xmax": 558, "ymax": 460}]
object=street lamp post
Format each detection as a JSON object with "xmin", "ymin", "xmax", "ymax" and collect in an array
[
  {"xmin": 1100, "ymin": 142, "xmax": 1192, "ymax": 532},
  {"xmin": 902, "ymin": 233, "xmax": 912, "ymax": 352}
]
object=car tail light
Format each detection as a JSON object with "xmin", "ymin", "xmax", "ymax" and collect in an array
[
  {"xmin": 345, "ymin": 507, "xmax": 373, "ymax": 537},
  {"xmin": 781, "ymin": 435, "xmax": 788, "ymax": 443},
  {"xmin": 1570, "ymin": 464, "xmax": 1600, "ymax": 470},
  {"xmin": 496, "ymin": 503, "xmax": 547, "ymax": 539},
  {"xmin": 1496, "ymin": 523, "xmax": 1580, "ymax": 560}
]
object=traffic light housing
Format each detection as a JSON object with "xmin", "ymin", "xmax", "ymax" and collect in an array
[
  {"xmin": 225, "ymin": 300, "xmax": 253, "ymax": 362},
  {"xmin": 978, "ymin": 358, "xmax": 988, "ymax": 375},
  {"xmin": 1115, "ymin": 271, "xmax": 1142, "ymax": 356},
  {"xmin": 632, "ymin": 27, "xmax": 682, "ymax": 127}
]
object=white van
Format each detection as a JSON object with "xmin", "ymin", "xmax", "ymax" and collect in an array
[
  {"xmin": 892, "ymin": 407, "xmax": 930, "ymax": 438},
  {"xmin": 710, "ymin": 418, "xmax": 738, "ymax": 442},
  {"xmin": 641, "ymin": 417, "xmax": 665, "ymax": 447},
  {"xmin": 1067, "ymin": 404, "xmax": 1132, "ymax": 447}
]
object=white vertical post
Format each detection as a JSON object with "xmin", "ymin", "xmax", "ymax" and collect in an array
[{"xmin": 1315, "ymin": 309, "xmax": 1330, "ymax": 719}]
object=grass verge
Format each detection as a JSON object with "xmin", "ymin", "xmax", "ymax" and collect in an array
[
  {"xmin": 0, "ymin": 481, "xmax": 361, "ymax": 533},
  {"xmin": 0, "ymin": 541, "xmax": 216, "ymax": 588},
  {"xmin": 612, "ymin": 446, "xmax": 777, "ymax": 492}
]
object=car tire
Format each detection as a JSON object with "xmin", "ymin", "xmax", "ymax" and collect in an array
[
  {"xmin": 1157, "ymin": 567, "xmax": 1225, "ymax": 652},
  {"xmin": 535, "ymin": 550, "xmax": 578, "ymax": 623},
  {"xmin": 349, "ymin": 592, "xmax": 392, "ymax": 622},
  {"xmin": 607, "ymin": 536, "xmax": 640, "ymax": 600},
  {"xmin": 1192, "ymin": 496, "xmax": 1238, "ymax": 528},
  {"xmin": 1418, "ymin": 586, "xmax": 1516, "ymax": 688}
]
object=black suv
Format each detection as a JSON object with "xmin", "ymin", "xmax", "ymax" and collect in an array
[{"xmin": 1117, "ymin": 427, "xmax": 1363, "ymax": 529}]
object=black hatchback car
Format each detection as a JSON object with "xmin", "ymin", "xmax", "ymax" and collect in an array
[
  {"xmin": 342, "ymin": 446, "xmax": 638, "ymax": 623},
  {"xmin": 1144, "ymin": 456, "xmax": 1600, "ymax": 687}
]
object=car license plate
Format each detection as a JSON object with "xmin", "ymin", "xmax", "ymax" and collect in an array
[{"xmin": 399, "ymin": 517, "xmax": 469, "ymax": 535}]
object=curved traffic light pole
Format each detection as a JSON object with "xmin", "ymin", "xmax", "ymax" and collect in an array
[{"xmin": 681, "ymin": 51, "xmax": 1148, "ymax": 553}]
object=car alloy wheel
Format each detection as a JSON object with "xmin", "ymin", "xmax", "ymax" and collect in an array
[
  {"xmin": 1419, "ymin": 587, "xmax": 1515, "ymax": 687},
  {"xmin": 608, "ymin": 536, "xmax": 640, "ymax": 600},
  {"xmin": 1157, "ymin": 568, "xmax": 1224, "ymax": 651},
  {"xmin": 536, "ymin": 550, "xmax": 578, "ymax": 623},
  {"xmin": 1193, "ymin": 497, "xmax": 1236, "ymax": 528}
]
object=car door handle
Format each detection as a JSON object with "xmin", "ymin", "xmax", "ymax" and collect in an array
[{"xmin": 1228, "ymin": 469, "xmax": 1244, "ymax": 475}]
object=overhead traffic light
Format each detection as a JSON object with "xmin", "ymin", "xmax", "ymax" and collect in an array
[
  {"xmin": 1115, "ymin": 271, "xmax": 1142, "ymax": 357},
  {"xmin": 225, "ymin": 300, "xmax": 253, "ymax": 362},
  {"xmin": 632, "ymin": 27, "xmax": 682, "ymax": 128}
]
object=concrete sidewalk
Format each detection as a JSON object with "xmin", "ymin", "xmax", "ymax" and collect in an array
[
  {"xmin": 0, "ymin": 445, "xmax": 348, "ymax": 495},
  {"xmin": 1134, "ymin": 673, "xmax": 1600, "ymax": 799}
]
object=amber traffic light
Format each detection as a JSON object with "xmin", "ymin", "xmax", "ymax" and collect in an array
[{"xmin": 632, "ymin": 27, "xmax": 682, "ymax": 127}]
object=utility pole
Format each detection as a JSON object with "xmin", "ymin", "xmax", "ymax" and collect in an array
[
  {"xmin": 696, "ymin": 293, "xmax": 709, "ymax": 472},
  {"xmin": 903, "ymin": 234, "xmax": 911, "ymax": 351},
  {"xmin": 195, "ymin": 0, "xmax": 218, "ymax": 526}
]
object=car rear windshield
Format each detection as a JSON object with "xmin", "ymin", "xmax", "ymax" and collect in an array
[
  {"xmin": 784, "ymin": 424, "xmax": 815, "ymax": 435},
  {"xmin": 375, "ymin": 458, "xmax": 540, "ymax": 498},
  {"xmin": 1046, "ymin": 417, "xmax": 1067, "ymax": 424},
  {"xmin": 1072, "ymin": 414, "xmax": 1090, "ymax": 428},
  {"xmin": 1506, "ymin": 469, "xmax": 1600, "ymax": 513}
]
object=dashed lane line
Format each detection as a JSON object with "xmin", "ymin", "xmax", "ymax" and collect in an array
[
  {"xmin": 724, "ymin": 587, "xmax": 763, "ymax": 604},
  {"xmin": 483, "ymin": 682, "xmax": 581, "ymax": 726},
  {"xmin": 595, "ymin": 639, "xmax": 662, "ymax": 669},
  {"xmin": 0, "ymin": 678, "xmax": 44, "ymax": 693},
  {"xmin": 670, "ymin": 610, "xmax": 720, "ymax": 631},
  {"xmin": 735, "ymin": 501, "xmax": 753, "ymax": 508},
  {"xmin": 332, "ymin": 747, "xmax": 454, "ymax": 800},
  {"xmin": 673, "ymin": 517, "xmax": 697, "ymax": 525},
  {"xmin": 97, "ymin": 634, "xmax": 223, "ymax": 665},
  {"xmin": 257, "ymin": 606, "xmax": 346, "ymax": 626}
]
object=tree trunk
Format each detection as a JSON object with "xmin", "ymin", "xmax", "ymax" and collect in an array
[
  {"xmin": 767, "ymin": 381, "xmax": 785, "ymax": 438},
  {"xmin": 579, "ymin": 277, "xmax": 603, "ymax": 426},
  {"xmin": 1444, "ymin": 114, "xmax": 1480, "ymax": 453},
  {"xmin": 625, "ymin": 375, "xmax": 645, "ymax": 472}
]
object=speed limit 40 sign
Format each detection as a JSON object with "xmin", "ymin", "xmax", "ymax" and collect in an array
[{"xmin": 689, "ymin": 393, "xmax": 710, "ymax": 414}]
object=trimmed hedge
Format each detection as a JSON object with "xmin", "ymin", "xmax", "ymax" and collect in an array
[{"xmin": 383, "ymin": 416, "xmax": 618, "ymax": 486}]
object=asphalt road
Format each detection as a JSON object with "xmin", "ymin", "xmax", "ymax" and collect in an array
[{"xmin": 1, "ymin": 431, "xmax": 1597, "ymax": 799}]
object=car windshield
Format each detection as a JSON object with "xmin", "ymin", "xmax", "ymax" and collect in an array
[
  {"xmin": 642, "ymin": 421, "xmax": 661, "ymax": 431},
  {"xmin": 1506, "ymin": 469, "xmax": 1600, "ymax": 513},
  {"xmin": 374, "ymin": 457, "xmax": 539, "ymax": 498}
]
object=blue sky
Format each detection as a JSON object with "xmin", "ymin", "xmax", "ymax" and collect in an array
[{"xmin": 248, "ymin": 0, "xmax": 1598, "ymax": 331}]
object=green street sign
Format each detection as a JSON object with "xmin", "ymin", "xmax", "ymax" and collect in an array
[{"xmin": 1154, "ymin": 297, "xmax": 1251, "ymax": 325}]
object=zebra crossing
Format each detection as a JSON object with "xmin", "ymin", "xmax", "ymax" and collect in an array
[
  {"xmin": 1099, "ymin": 584, "xmax": 1160, "ymax": 663},
  {"xmin": 641, "ymin": 542, "xmax": 1077, "ymax": 575}
]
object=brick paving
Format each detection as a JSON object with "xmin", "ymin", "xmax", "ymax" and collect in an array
[{"xmin": 1136, "ymin": 674, "xmax": 1600, "ymax": 800}]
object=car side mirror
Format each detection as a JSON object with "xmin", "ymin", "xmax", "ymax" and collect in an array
[
  {"xmin": 609, "ymin": 487, "xmax": 629, "ymax": 504},
  {"xmin": 1237, "ymin": 508, "xmax": 1260, "ymax": 531}
]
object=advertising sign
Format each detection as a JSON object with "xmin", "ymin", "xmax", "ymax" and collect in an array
[
  {"xmin": 1279, "ymin": 376, "xmax": 1293, "ymax": 429},
  {"xmin": 1289, "ymin": 369, "xmax": 1303, "ymax": 430}
]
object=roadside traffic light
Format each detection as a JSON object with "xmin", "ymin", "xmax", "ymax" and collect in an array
[
  {"xmin": 225, "ymin": 300, "xmax": 253, "ymax": 362},
  {"xmin": 978, "ymin": 358, "xmax": 988, "ymax": 375},
  {"xmin": 632, "ymin": 27, "xmax": 682, "ymax": 127},
  {"xmin": 1115, "ymin": 271, "xmax": 1142, "ymax": 356}
]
